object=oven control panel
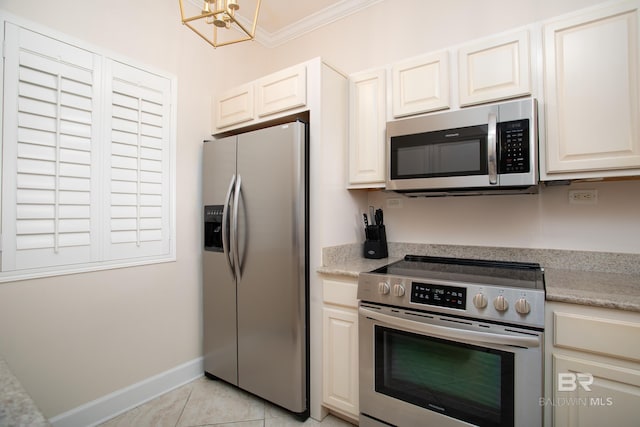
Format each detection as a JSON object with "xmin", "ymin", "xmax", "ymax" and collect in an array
[
  {"xmin": 358, "ymin": 274, "xmax": 545, "ymax": 328},
  {"xmin": 411, "ymin": 282, "xmax": 467, "ymax": 310}
]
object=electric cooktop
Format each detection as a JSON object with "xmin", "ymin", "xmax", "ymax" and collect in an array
[{"xmin": 359, "ymin": 254, "xmax": 546, "ymax": 328}]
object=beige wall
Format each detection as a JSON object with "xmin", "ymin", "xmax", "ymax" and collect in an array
[
  {"xmin": 206, "ymin": 0, "xmax": 612, "ymax": 83},
  {"xmin": 0, "ymin": 0, "xmax": 217, "ymax": 417},
  {"xmin": 368, "ymin": 180, "xmax": 640, "ymax": 253},
  {"xmin": 0, "ymin": 0, "xmax": 637, "ymax": 420},
  {"xmin": 242, "ymin": 0, "xmax": 639, "ymax": 254}
]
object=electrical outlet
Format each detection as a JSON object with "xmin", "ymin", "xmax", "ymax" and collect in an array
[
  {"xmin": 386, "ymin": 198, "xmax": 403, "ymax": 209},
  {"xmin": 569, "ymin": 189, "xmax": 598, "ymax": 204}
]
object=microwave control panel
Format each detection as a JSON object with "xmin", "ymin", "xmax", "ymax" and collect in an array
[
  {"xmin": 411, "ymin": 282, "xmax": 467, "ymax": 310},
  {"xmin": 498, "ymin": 119, "xmax": 530, "ymax": 174}
]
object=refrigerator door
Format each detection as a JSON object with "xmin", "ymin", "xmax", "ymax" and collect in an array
[
  {"xmin": 235, "ymin": 121, "xmax": 308, "ymax": 413},
  {"xmin": 203, "ymin": 136, "xmax": 239, "ymax": 386}
]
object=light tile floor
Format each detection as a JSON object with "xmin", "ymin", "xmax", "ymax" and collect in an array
[{"xmin": 98, "ymin": 376, "xmax": 355, "ymax": 427}]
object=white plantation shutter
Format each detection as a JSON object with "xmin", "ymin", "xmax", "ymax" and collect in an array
[
  {"xmin": 2, "ymin": 23, "xmax": 100, "ymax": 271},
  {"xmin": 104, "ymin": 61, "xmax": 171, "ymax": 260},
  {"xmin": 1, "ymin": 20, "xmax": 175, "ymax": 279}
]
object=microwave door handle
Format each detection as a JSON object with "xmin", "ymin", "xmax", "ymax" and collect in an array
[
  {"xmin": 488, "ymin": 112, "xmax": 498, "ymax": 185},
  {"xmin": 222, "ymin": 174, "xmax": 236, "ymax": 280},
  {"xmin": 359, "ymin": 306, "xmax": 540, "ymax": 348}
]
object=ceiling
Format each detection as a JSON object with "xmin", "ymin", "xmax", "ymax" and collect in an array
[{"xmin": 185, "ymin": 0, "xmax": 383, "ymax": 48}]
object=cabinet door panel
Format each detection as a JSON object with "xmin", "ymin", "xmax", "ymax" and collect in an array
[
  {"xmin": 552, "ymin": 354, "xmax": 640, "ymax": 427},
  {"xmin": 215, "ymin": 84, "xmax": 254, "ymax": 129},
  {"xmin": 256, "ymin": 64, "xmax": 306, "ymax": 117},
  {"xmin": 323, "ymin": 279, "xmax": 358, "ymax": 308},
  {"xmin": 322, "ymin": 306, "xmax": 359, "ymax": 417},
  {"xmin": 458, "ymin": 30, "xmax": 531, "ymax": 106},
  {"xmin": 543, "ymin": 1, "xmax": 640, "ymax": 176},
  {"xmin": 555, "ymin": 311, "xmax": 640, "ymax": 362},
  {"xmin": 348, "ymin": 69, "xmax": 386, "ymax": 187},
  {"xmin": 392, "ymin": 51, "xmax": 449, "ymax": 117}
]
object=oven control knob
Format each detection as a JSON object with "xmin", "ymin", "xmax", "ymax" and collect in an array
[
  {"xmin": 393, "ymin": 284, "xmax": 405, "ymax": 297},
  {"xmin": 473, "ymin": 293, "xmax": 488, "ymax": 309},
  {"xmin": 378, "ymin": 282, "xmax": 390, "ymax": 295},
  {"xmin": 493, "ymin": 295, "xmax": 509, "ymax": 312},
  {"xmin": 515, "ymin": 298, "xmax": 531, "ymax": 315}
]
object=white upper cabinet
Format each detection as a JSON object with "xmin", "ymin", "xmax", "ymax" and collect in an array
[
  {"xmin": 542, "ymin": 0, "xmax": 640, "ymax": 179},
  {"xmin": 458, "ymin": 30, "xmax": 531, "ymax": 107},
  {"xmin": 214, "ymin": 83, "xmax": 254, "ymax": 129},
  {"xmin": 348, "ymin": 69, "xmax": 386, "ymax": 188},
  {"xmin": 213, "ymin": 63, "xmax": 307, "ymax": 132},
  {"xmin": 392, "ymin": 51, "xmax": 450, "ymax": 117},
  {"xmin": 256, "ymin": 64, "xmax": 306, "ymax": 117}
]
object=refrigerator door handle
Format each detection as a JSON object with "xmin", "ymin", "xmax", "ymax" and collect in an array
[
  {"xmin": 232, "ymin": 174, "xmax": 242, "ymax": 281},
  {"xmin": 222, "ymin": 174, "xmax": 236, "ymax": 280}
]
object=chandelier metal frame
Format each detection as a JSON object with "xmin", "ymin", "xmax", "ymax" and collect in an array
[{"xmin": 178, "ymin": 0, "xmax": 262, "ymax": 48}]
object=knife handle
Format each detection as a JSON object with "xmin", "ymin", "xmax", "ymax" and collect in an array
[{"xmin": 375, "ymin": 208, "xmax": 383, "ymax": 225}]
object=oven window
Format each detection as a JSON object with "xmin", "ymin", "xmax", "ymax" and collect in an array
[
  {"xmin": 375, "ymin": 326, "xmax": 514, "ymax": 427},
  {"xmin": 390, "ymin": 125, "xmax": 488, "ymax": 179}
]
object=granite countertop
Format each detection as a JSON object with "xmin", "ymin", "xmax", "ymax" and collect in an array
[
  {"xmin": 544, "ymin": 268, "xmax": 640, "ymax": 312},
  {"xmin": 318, "ymin": 242, "xmax": 640, "ymax": 313},
  {"xmin": 316, "ymin": 256, "xmax": 400, "ymax": 279},
  {"xmin": 0, "ymin": 358, "xmax": 50, "ymax": 427}
]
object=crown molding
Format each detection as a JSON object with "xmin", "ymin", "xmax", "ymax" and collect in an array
[
  {"xmin": 186, "ymin": 0, "xmax": 383, "ymax": 48},
  {"xmin": 254, "ymin": 0, "xmax": 384, "ymax": 48}
]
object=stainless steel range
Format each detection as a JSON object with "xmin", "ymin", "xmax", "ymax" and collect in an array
[{"xmin": 358, "ymin": 255, "xmax": 545, "ymax": 427}]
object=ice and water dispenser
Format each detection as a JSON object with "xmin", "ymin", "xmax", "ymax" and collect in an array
[{"xmin": 204, "ymin": 205, "xmax": 224, "ymax": 252}]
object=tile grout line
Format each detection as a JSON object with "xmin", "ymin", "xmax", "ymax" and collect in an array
[{"xmin": 174, "ymin": 382, "xmax": 195, "ymax": 427}]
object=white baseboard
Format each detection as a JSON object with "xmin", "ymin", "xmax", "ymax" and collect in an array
[{"xmin": 48, "ymin": 357, "xmax": 203, "ymax": 427}]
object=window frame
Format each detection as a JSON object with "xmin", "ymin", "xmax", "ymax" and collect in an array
[{"xmin": 0, "ymin": 14, "xmax": 177, "ymax": 282}]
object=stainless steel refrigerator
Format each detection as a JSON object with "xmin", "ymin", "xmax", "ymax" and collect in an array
[{"xmin": 202, "ymin": 121, "xmax": 308, "ymax": 418}]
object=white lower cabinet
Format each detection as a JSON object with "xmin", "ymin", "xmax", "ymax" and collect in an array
[
  {"xmin": 551, "ymin": 353, "xmax": 640, "ymax": 427},
  {"xmin": 322, "ymin": 277, "xmax": 359, "ymax": 421},
  {"xmin": 545, "ymin": 302, "xmax": 640, "ymax": 427}
]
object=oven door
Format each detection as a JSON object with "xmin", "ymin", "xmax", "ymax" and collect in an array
[{"xmin": 359, "ymin": 304, "xmax": 543, "ymax": 427}]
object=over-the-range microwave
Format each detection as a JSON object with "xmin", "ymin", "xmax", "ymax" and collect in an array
[{"xmin": 386, "ymin": 98, "xmax": 538, "ymax": 196}]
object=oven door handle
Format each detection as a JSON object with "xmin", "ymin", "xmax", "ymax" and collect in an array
[{"xmin": 359, "ymin": 307, "xmax": 540, "ymax": 348}]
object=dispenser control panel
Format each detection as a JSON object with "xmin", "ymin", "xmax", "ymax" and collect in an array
[{"xmin": 204, "ymin": 205, "xmax": 224, "ymax": 252}]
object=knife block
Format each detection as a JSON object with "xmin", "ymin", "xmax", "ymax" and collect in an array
[{"xmin": 364, "ymin": 225, "xmax": 388, "ymax": 259}]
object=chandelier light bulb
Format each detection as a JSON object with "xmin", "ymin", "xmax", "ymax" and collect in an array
[
  {"xmin": 202, "ymin": 1, "xmax": 214, "ymax": 24},
  {"xmin": 213, "ymin": 13, "xmax": 227, "ymax": 28}
]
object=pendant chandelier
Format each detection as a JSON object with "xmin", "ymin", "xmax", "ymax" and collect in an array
[{"xmin": 179, "ymin": 0, "xmax": 262, "ymax": 48}]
